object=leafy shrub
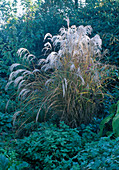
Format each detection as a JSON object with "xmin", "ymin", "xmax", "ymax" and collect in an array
[
  {"xmin": 0, "ymin": 0, "xmax": 75, "ymax": 77},
  {"xmin": 15, "ymin": 122, "xmax": 81, "ymax": 169},
  {"xmin": 0, "ymin": 154, "xmax": 9, "ymax": 170},
  {"xmin": 15, "ymin": 122, "xmax": 119, "ymax": 169},
  {"xmin": 0, "ymin": 76, "xmax": 17, "ymax": 113},
  {"xmin": 0, "ymin": 112, "xmax": 12, "ymax": 133},
  {"xmin": 77, "ymin": 121, "xmax": 100, "ymax": 145},
  {"xmin": 0, "ymin": 77, "xmax": 18, "ymax": 133},
  {"xmin": 75, "ymin": 137, "xmax": 119, "ymax": 169},
  {"xmin": 0, "ymin": 150, "xmax": 29, "ymax": 170}
]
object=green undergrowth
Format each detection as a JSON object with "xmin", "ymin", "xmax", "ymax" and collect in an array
[
  {"xmin": 12, "ymin": 121, "xmax": 118, "ymax": 169},
  {"xmin": 0, "ymin": 77, "xmax": 18, "ymax": 134},
  {"xmin": 0, "ymin": 149, "xmax": 29, "ymax": 170},
  {"xmin": 0, "ymin": 77, "xmax": 28, "ymax": 169},
  {"xmin": 0, "ymin": 74, "xmax": 118, "ymax": 169},
  {"xmin": 0, "ymin": 113, "xmax": 119, "ymax": 169}
]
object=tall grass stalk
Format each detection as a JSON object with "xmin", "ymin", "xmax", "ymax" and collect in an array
[{"xmin": 6, "ymin": 21, "xmax": 116, "ymax": 128}]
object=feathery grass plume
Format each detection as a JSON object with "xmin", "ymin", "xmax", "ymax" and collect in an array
[
  {"xmin": 17, "ymin": 48, "xmax": 36, "ymax": 64},
  {"xmin": 13, "ymin": 111, "xmax": 22, "ymax": 126},
  {"xmin": 5, "ymin": 81, "xmax": 14, "ymax": 91},
  {"xmin": 6, "ymin": 20, "xmax": 117, "ymax": 129},
  {"xmin": 14, "ymin": 76, "xmax": 24, "ymax": 87},
  {"xmin": 42, "ymin": 42, "xmax": 52, "ymax": 55},
  {"xmin": 36, "ymin": 22, "xmax": 116, "ymax": 127},
  {"xmin": 10, "ymin": 63, "xmax": 21, "ymax": 72},
  {"xmin": 44, "ymin": 33, "xmax": 52, "ymax": 41},
  {"xmin": 18, "ymin": 80, "xmax": 26, "ymax": 91}
]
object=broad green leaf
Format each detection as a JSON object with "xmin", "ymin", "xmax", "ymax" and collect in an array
[
  {"xmin": 99, "ymin": 113, "xmax": 114, "ymax": 137},
  {"xmin": 112, "ymin": 101, "xmax": 119, "ymax": 137},
  {"xmin": 117, "ymin": 100, "xmax": 119, "ymax": 114},
  {"xmin": 0, "ymin": 154, "xmax": 9, "ymax": 170},
  {"xmin": 109, "ymin": 103, "xmax": 117, "ymax": 114},
  {"xmin": 112, "ymin": 114, "xmax": 119, "ymax": 137}
]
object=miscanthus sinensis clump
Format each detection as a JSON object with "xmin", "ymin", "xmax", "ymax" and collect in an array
[{"xmin": 6, "ymin": 21, "xmax": 115, "ymax": 128}]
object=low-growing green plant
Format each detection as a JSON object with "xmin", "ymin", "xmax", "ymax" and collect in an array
[
  {"xmin": 0, "ymin": 77, "xmax": 17, "ymax": 114},
  {"xmin": 0, "ymin": 77, "xmax": 19, "ymax": 133},
  {"xmin": 6, "ymin": 21, "xmax": 117, "ymax": 128},
  {"xmin": 0, "ymin": 112, "xmax": 12, "ymax": 133},
  {"xmin": 0, "ymin": 149, "xmax": 29, "ymax": 170},
  {"xmin": 15, "ymin": 122, "xmax": 81, "ymax": 169},
  {"xmin": 14, "ymin": 122, "xmax": 119, "ymax": 169},
  {"xmin": 75, "ymin": 137, "xmax": 119, "ymax": 169},
  {"xmin": 0, "ymin": 154, "xmax": 9, "ymax": 170}
]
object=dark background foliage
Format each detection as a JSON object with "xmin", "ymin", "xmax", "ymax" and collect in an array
[{"xmin": 0, "ymin": 0, "xmax": 119, "ymax": 78}]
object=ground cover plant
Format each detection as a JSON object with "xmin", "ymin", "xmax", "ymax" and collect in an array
[
  {"xmin": 0, "ymin": 151, "xmax": 29, "ymax": 170},
  {"xmin": 15, "ymin": 122, "xmax": 82, "ymax": 169},
  {"xmin": 14, "ymin": 122, "xmax": 119, "ymax": 169},
  {"xmin": 0, "ymin": 77, "xmax": 30, "ymax": 169}
]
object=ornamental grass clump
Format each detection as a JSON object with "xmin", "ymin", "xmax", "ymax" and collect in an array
[{"xmin": 6, "ymin": 20, "xmax": 115, "ymax": 128}]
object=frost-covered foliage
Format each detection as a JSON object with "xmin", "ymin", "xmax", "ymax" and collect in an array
[{"xmin": 6, "ymin": 22, "xmax": 115, "ymax": 128}]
